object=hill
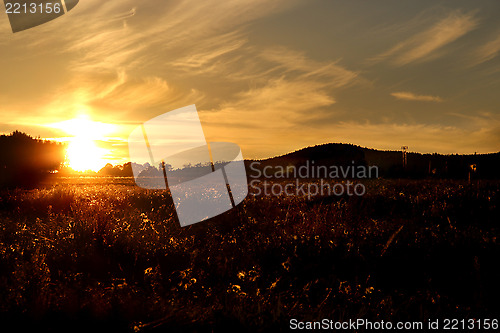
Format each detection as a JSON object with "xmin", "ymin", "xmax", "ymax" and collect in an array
[{"xmin": 245, "ymin": 143, "xmax": 500, "ymax": 179}]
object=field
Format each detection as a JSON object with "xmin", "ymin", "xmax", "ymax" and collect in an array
[{"xmin": 0, "ymin": 177, "xmax": 499, "ymax": 332}]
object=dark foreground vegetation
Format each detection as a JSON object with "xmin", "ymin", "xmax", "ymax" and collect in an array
[
  {"xmin": 0, "ymin": 177, "xmax": 499, "ymax": 332},
  {"xmin": 0, "ymin": 131, "xmax": 65, "ymax": 188}
]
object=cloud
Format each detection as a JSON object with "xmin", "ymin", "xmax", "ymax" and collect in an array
[
  {"xmin": 203, "ymin": 78, "xmax": 336, "ymax": 128},
  {"xmin": 259, "ymin": 46, "xmax": 360, "ymax": 87},
  {"xmin": 170, "ymin": 31, "xmax": 248, "ymax": 72},
  {"xmin": 470, "ymin": 33, "xmax": 500, "ymax": 66},
  {"xmin": 372, "ymin": 10, "xmax": 478, "ymax": 66},
  {"xmin": 192, "ymin": 43, "xmax": 362, "ymax": 153},
  {"xmin": 199, "ymin": 47, "xmax": 360, "ymax": 134},
  {"xmin": 197, "ymin": 77, "xmax": 336, "ymax": 155},
  {"xmin": 3, "ymin": 0, "xmax": 497, "ymax": 162},
  {"xmin": 1, "ymin": 0, "xmax": 364, "ymax": 163},
  {"xmin": 202, "ymin": 113, "xmax": 500, "ymax": 159},
  {"xmin": 39, "ymin": 71, "xmax": 206, "ymax": 124},
  {"xmin": 0, "ymin": 0, "xmax": 297, "ymax": 72},
  {"xmin": 0, "ymin": 0, "xmax": 301, "ymax": 119},
  {"xmin": 390, "ymin": 91, "xmax": 443, "ymax": 102},
  {"xmin": 64, "ymin": 0, "xmax": 297, "ymax": 72}
]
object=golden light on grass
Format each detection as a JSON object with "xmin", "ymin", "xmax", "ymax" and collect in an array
[{"xmin": 49, "ymin": 115, "xmax": 115, "ymax": 172}]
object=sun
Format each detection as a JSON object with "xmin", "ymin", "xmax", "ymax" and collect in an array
[
  {"xmin": 66, "ymin": 138, "xmax": 108, "ymax": 172},
  {"xmin": 49, "ymin": 115, "xmax": 115, "ymax": 172}
]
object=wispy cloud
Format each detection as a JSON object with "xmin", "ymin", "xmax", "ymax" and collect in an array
[
  {"xmin": 40, "ymin": 71, "xmax": 206, "ymax": 124},
  {"xmin": 470, "ymin": 33, "xmax": 500, "ymax": 66},
  {"xmin": 170, "ymin": 31, "xmax": 248, "ymax": 73},
  {"xmin": 200, "ymin": 46, "xmax": 361, "ymax": 138},
  {"xmin": 64, "ymin": 0, "xmax": 297, "ymax": 72},
  {"xmin": 203, "ymin": 78, "xmax": 336, "ymax": 129},
  {"xmin": 198, "ymin": 76, "xmax": 338, "ymax": 154},
  {"xmin": 0, "ymin": 0, "xmax": 299, "ymax": 117},
  {"xmin": 2, "ymin": 0, "xmax": 498, "ymax": 160},
  {"xmin": 260, "ymin": 47, "xmax": 359, "ymax": 87},
  {"xmin": 391, "ymin": 91, "xmax": 443, "ymax": 102},
  {"xmin": 372, "ymin": 10, "xmax": 478, "ymax": 66}
]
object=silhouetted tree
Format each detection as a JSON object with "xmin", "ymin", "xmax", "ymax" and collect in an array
[{"xmin": 0, "ymin": 131, "xmax": 66, "ymax": 187}]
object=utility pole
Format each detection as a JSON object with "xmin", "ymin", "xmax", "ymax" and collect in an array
[{"xmin": 401, "ymin": 146, "xmax": 408, "ymax": 169}]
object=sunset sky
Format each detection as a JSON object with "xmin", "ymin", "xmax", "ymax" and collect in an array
[{"xmin": 1, "ymin": 0, "xmax": 500, "ymax": 169}]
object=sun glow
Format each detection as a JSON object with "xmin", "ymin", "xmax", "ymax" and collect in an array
[
  {"xmin": 66, "ymin": 138, "xmax": 108, "ymax": 172},
  {"xmin": 50, "ymin": 115, "xmax": 115, "ymax": 172}
]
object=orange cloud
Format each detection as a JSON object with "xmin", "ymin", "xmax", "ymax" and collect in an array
[
  {"xmin": 390, "ymin": 91, "xmax": 443, "ymax": 102},
  {"xmin": 372, "ymin": 10, "xmax": 478, "ymax": 66},
  {"xmin": 471, "ymin": 33, "xmax": 500, "ymax": 66}
]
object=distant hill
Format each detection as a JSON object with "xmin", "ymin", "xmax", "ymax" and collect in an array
[
  {"xmin": 245, "ymin": 143, "xmax": 500, "ymax": 179},
  {"xmin": 96, "ymin": 143, "xmax": 500, "ymax": 180}
]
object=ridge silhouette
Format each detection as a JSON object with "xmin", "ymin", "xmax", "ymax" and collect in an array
[
  {"xmin": 246, "ymin": 143, "xmax": 500, "ymax": 179},
  {"xmin": 95, "ymin": 143, "xmax": 499, "ymax": 180}
]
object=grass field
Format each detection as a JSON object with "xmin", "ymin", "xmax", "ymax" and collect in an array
[{"xmin": 0, "ymin": 177, "xmax": 499, "ymax": 332}]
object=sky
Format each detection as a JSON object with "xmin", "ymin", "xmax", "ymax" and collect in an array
[{"xmin": 1, "ymin": 0, "xmax": 500, "ymax": 167}]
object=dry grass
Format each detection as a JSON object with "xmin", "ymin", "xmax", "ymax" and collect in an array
[{"xmin": 0, "ymin": 178, "xmax": 499, "ymax": 332}]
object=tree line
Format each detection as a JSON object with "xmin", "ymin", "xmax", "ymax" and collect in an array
[{"xmin": 0, "ymin": 131, "xmax": 65, "ymax": 187}]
